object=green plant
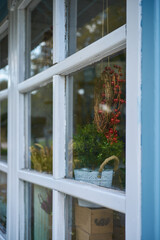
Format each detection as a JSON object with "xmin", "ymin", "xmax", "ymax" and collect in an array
[
  {"xmin": 73, "ymin": 123, "xmax": 124, "ymax": 170},
  {"xmin": 30, "ymin": 143, "xmax": 52, "ymax": 173}
]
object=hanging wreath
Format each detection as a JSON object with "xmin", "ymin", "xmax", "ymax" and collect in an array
[{"xmin": 94, "ymin": 65, "xmax": 126, "ymax": 144}]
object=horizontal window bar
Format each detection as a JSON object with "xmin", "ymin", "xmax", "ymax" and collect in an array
[
  {"xmin": 18, "ymin": 170, "xmax": 54, "ymax": 189},
  {"xmin": 0, "ymin": 89, "xmax": 8, "ymax": 101},
  {"xmin": 0, "ymin": 232, "xmax": 6, "ymax": 240},
  {"xmin": 18, "ymin": 25, "xmax": 126, "ymax": 93},
  {"xmin": 54, "ymin": 179, "xmax": 125, "ymax": 213},
  {"xmin": 18, "ymin": 170, "xmax": 125, "ymax": 213},
  {"xmin": 0, "ymin": 162, "xmax": 8, "ymax": 173},
  {"xmin": 0, "ymin": 19, "xmax": 8, "ymax": 35},
  {"xmin": 18, "ymin": 0, "xmax": 32, "ymax": 9}
]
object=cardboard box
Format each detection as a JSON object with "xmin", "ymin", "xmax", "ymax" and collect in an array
[
  {"xmin": 76, "ymin": 227, "xmax": 112, "ymax": 240},
  {"xmin": 75, "ymin": 204, "xmax": 113, "ymax": 234},
  {"xmin": 113, "ymin": 226, "xmax": 125, "ymax": 240}
]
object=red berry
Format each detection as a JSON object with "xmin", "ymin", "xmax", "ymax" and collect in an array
[
  {"xmin": 109, "ymin": 129, "xmax": 114, "ymax": 133},
  {"xmin": 111, "ymin": 81, "xmax": 114, "ymax": 85},
  {"xmin": 114, "ymin": 99, "xmax": 118, "ymax": 103},
  {"xmin": 115, "ymin": 119, "xmax": 120, "ymax": 124},
  {"xmin": 98, "ymin": 110, "xmax": 103, "ymax": 114}
]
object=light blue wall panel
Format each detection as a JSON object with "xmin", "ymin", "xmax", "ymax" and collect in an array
[{"xmin": 142, "ymin": 0, "xmax": 160, "ymax": 239}]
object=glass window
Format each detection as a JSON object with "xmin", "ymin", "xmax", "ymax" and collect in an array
[
  {"xmin": 67, "ymin": 50, "xmax": 126, "ymax": 191},
  {"xmin": 26, "ymin": 82, "xmax": 53, "ymax": 173},
  {"xmin": 68, "ymin": 0, "xmax": 126, "ymax": 55},
  {"xmin": 0, "ymin": 0, "xmax": 8, "ymax": 23},
  {"xmin": 66, "ymin": 196, "xmax": 125, "ymax": 240},
  {"xmin": 25, "ymin": 183, "xmax": 52, "ymax": 240},
  {"xmin": 0, "ymin": 171, "xmax": 7, "ymax": 237},
  {"xmin": 0, "ymin": 99, "xmax": 7, "ymax": 163},
  {"xmin": 0, "ymin": 35, "xmax": 8, "ymax": 90},
  {"xmin": 28, "ymin": 0, "xmax": 53, "ymax": 77}
]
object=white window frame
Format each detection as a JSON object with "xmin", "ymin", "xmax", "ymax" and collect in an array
[{"xmin": 3, "ymin": 0, "xmax": 141, "ymax": 239}]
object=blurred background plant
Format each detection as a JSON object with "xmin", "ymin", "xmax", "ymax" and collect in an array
[{"xmin": 30, "ymin": 143, "xmax": 52, "ymax": 173}]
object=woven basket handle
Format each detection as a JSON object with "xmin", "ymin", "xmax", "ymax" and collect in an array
[{"xmin": 97, "ymin": 155, "xmax": 119, "ymax": 178}]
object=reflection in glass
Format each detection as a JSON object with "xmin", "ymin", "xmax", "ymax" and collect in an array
[
  {"xmin": 0, "ymin": 35, "xmax": 8, "ymax": 90},
  {"xmin": 0, "ymin": 100, "xmax": 7, "ymax": 162},
  {"xmin": 30, "ymin": 0, "xmax": 53, "ymax": 77},
  {"xmin": 66, "ymin": 197, "xmax": 125, "ymax": 240},
  {"xmin": 25, "ymin": 183, "xmax": 52, "ymax": 240},
  {"xmin": 67, "ymin": 51, "xmax": 126, "ymax": 190},
  {"xmin": 0, "ymin": 171, "xmax": 7, "ymax": 236},
  {"xmin": 29, "ymin": 82, "xmax": 52, "ymax": 173},
  {"xmin": 68, "ymin": 0, "xmax": 126, "ymax": 54}
]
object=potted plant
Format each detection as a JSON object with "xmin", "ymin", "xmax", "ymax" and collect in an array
[
  {"xmin": 73, "ymin": 65, "xmax": 125, "ymax": 207},
  {"xmin": 73, "ymin": 123, "xmax": 124, "ymax": 178},
  {"xmin": 73, "ymin": 123, "xmax": 124, "ymax": 207}
]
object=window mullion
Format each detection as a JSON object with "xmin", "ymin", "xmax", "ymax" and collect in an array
[
  {"xmin": 53, "ymin": 0, "xmax": 66, "ymax": 63},
  {"xmin": 126, "ymin": 0, "xmax": 141, "ymax": 239},
  {"xmin": 7, "ymin": 9, "xmax": 19, "ymax": 240},
  {"xmin": 53, "ymin": 0, "xmax": 66, "ymax": 239}
]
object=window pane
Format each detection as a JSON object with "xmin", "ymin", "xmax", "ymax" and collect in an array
[
  {"xmin": 67, "ymin": 50, "xmax": 126, "ymax": 191},
  {"xmin": 0, "ymin": 0, "xmax": 8, "ymax": 23},
  {"xmin": 29, "ymin": 0, "xmax": 53, "ymax": 77},
  {"xmin": 0, "ymin": 35, "xmax": 8, "ymax": 90},
  {"xmin": 66, "ymin": 196, "xmax": 125, "ymax": 240},
  {"xmin": 26, "ymin": 82, "xmax": 52, "ymax": 173},
  {"xmin": 0, "ymin": 99, "xmax": 7, "ymax": 163},
  {"xmin": 68, "ymin": 0, "xmax": 126, "ymax": 55},
  {"xmin": 0, "ymin": 171, "xmax": 7, "ymax": 237},
  {"xmin": 25, "ymin": 183, "xmax": 52, "ymax": 240}
]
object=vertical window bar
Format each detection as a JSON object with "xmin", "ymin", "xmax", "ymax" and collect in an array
[
  {"xmin": 126, "ymin": 0, "xmax": 141, "ymax": 239},
  {"xmin": 53, "ymin": 0, "xmax": 66, "ymax": 239}
]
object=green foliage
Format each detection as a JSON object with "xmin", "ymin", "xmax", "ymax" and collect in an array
[
  {"xmin": 73, "ymin": 123, "xmax": 124, "ymax": 170},
  {"xmin": 30, "ymin": 144, "xmax": 52, "ymax": 173}
]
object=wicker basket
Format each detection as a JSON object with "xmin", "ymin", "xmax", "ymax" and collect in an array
[{"xmin": 74, "ymin": 155, "xmax": 119, "ymax": 208}]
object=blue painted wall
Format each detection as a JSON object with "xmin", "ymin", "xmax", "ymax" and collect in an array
[{"xmin": 142, "ymin": 0, "xmax": 160, "ymax": 239}]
